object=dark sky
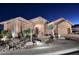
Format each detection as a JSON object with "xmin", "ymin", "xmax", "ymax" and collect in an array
[{"xmin": 0, "ymin": 3, "xmax": 79, "ymax": 24}]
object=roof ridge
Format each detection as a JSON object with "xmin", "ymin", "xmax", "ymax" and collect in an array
[
  {"xmin": 30, "ymin": 16, "xmax": 48, "ymax": 22},
  {"xmin": 0, "ymin": 16, "xmax": 33, "ymax": 24},
  {"xmin": 48, "ymin": 17, "xmax": 72, "ymax": 25}
]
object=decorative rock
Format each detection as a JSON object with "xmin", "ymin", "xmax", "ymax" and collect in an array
[
  {"xmin": 5, "ymin": 44, "xmax": 9, "ymax": 50},
  {"xmin": 9, "ymin": 42, "xmax": 15, "ymax": 47},
  {"xmin": 0, "ymin": 46, "xmax": 4, "ymax": 51},
  {"xmin": 12, "ymin": 39, "xmax": 20, "ymax": 44},
  {"xmin": 0, "ymin": 37, "xmax": 36, "ymax": 52},
  {"xmin": 24, "ymin": 42, "xmax": 33, "ymax": 48},
  {"xmin": 10, "ymin": 48, "xmax": 14, "ymax": 51}
]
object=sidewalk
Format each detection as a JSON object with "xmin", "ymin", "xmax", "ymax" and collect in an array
[{"xmin": 0, "ymin": 39, "xmax": 79, "ymax": 55}]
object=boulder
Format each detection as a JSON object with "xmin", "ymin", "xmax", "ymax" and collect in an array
[{"xmin": 24, "ymin": 42, "xmax": 33, "ymax": 48}]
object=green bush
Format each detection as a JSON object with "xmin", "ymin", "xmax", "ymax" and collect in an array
[
  {"xmin": 26, "ymin": 35, "xmax": 30, "ymax": 39},
  {"xmin": 1, "ymin": 30, "xmax": 12, "ymax": 38},
  {"xmin": 22, "ymin": 28, "xmax": 32, "ymax": 38},
  {"xmin": 7, "ymin": 31, "xmax": 12, "ymax": 38},
  {"xmin": 18, "ymin": 32, "xmax": 23, "ymax": 38},
  {"xmin": 1, "ymin": 30, "xmax": 8, "ymax": 36},
  {"xmin": 0, "ymin": 30, "xmax": 3, "ymax": 38},
  {"xmin": 0, "ymin": 34, "xmax": 3, "ymax": 38}
]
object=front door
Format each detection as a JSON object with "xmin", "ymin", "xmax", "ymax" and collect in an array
[
  {"xmin": 67, "ymin": 28, "xmax": 71, "ymax": 34},
  {"xmin": 35, "ymin": 27, "xmax": 39, "ymax": 35}
]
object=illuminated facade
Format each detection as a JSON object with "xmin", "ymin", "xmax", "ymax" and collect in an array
[{"xmin": 0, "ymin": 16, "xmax": 72, "ymax": 36}]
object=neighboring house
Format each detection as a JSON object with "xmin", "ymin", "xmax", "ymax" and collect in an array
[
  {"xmin": 0, "ymin": 16, "xmax": 72, "ymax": 37},
  {"xmin": 48, "ymin": 18, "xmax": 72, "ymax": 35},
  {"xmin": 72, "ymin": 24, "xmax": 79, "ymax": 34}
]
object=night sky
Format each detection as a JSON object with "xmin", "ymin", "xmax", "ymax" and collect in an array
[{"xmin": 0, "ymin": 3, "xmax": 79, "ymax": 24}]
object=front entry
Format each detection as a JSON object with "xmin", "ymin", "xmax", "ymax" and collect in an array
[
  {"xmin": 34, "ymin": 24, "xmax": 44, "ymax": 37},
  {"xmin": 35, "ymin": 27, "xmax": 39, "ymax": 35},
  {"xmin": 67, "ymin": 28, "xmax": 71, "ymax": 34}
]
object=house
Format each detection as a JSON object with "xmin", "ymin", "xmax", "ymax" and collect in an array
[
  {"xmin": 0, "ymin": 16, "xmax": 72, "ymax": 37},
  {"xmin": 48, "ymin": 18, "xmax": 72, "ymax": 35}
]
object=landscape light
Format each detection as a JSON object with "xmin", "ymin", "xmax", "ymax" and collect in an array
[
  {"xmin": 35, "ymin": 41, "xmax": 45, "ymax": 46},
  {"xmin": 32, "ymin": 41, "xmax": 51, "ymax": 49}
]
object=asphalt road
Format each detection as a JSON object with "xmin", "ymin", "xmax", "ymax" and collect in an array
[{"xmin": 0, "ymin": 39, "xmax": 79, "ymax": 55}]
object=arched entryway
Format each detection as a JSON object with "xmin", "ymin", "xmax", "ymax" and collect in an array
[{"xmin": 34, "ymin": 24, "xmax": 44, "ymax": 37}]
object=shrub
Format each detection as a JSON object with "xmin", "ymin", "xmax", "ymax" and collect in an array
[
  {"xmin": 22, "ymin": 28, "xmax": 32, "ymax": 38},
  {"xmin": 1, "ymin": 30, "xmax": 12, "ymax": 38},
  {"xmin": 1, "ymin": 30, "xmax": 8, "ymax": 36},
  {"xmin": 7, "ymin": 31, "xmax": 12, "ymax": 38},
  {"xmin": 0, "ymin": 34, "xmax": 3, "ymax": 38},
  {"xmin": 0, "ymin": 30, "xmax": 3, "ymax": 38}
]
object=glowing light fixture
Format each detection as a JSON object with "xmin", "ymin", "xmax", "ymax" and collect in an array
[{"xmin": 35, "ymin": 41, "xmax": 45, "ymax": 46}]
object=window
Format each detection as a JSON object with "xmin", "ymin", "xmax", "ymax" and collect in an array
[{"xmin": 48, "ymin": 25, "xmax": 53, "ymax": 30}]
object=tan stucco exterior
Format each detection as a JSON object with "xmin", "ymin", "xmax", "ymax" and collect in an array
[
  {"xmin": 58, "ymin": 21, "xmax": 72, "ymax": 35},
  {"xmin": 0, "ymin": 17, "xmax": 72, "ymax": 36},
  {"xmin": 0, "ymin": 17, "xmax": 33, "ymax": 35},
  {"xmin": 30, "ymin": 17, "xmax": 48, "ymax": 36},
  {"xmin": 48, "ymin": 18, "xmax": 72, "ymax": 35}
]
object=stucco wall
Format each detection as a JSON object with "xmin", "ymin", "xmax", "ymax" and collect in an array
[
  {"xmin": 32, "ymin": 19, "xmax": 47, "ymax": 36},
  {"xmin": 3, "ymin": 18, "xmax": 72, "ymax": 36},
  {"xmin": 58, "ymin": 21, "xmax": 72, "ymax": 35},
  {"xmin": 34, "ymin": 24, "xmax": 46, "ymax": 36},
  {"xmin": 15, "ymin": 20, "xmax": 33, "ymax": 33},
  {"xmin": 4, "ymin": 19, "xmax": 33, "ymax": 34},
  {"xmin": 4, "ymin": 22, "xmax": 14, "ymax": 31}
]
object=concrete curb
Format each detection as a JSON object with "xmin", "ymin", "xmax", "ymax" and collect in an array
[{"xmin": 40, "ymin": 47, "xmax": 79, "ymax": 55}]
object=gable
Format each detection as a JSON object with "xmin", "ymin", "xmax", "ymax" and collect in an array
[
  {"xmin": 30, "ymin": 16, "xmax": 48, "ymax": 24},
  {"xmin": 58, "ymin": 21, "xmax": 72, "ymax": 27},
  {"xmin": 0, "ymin": 17, "xmax": 33, "ymax": 25},
  {"xmin": 48, "ymin": 18, "xmax": 72, "ymax": 26}
]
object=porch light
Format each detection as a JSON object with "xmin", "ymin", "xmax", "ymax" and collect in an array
[{"xmin": 12, "ymin": 31, "xmax": 16, "ymax": 38}]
